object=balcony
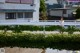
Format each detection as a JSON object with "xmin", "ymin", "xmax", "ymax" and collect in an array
[
  {"xmin": 0, "ymin": 0, "xmax": 5, "ymax": 3},
  {"xmin": 0, "ymin": 3, "xmax": 35, "ymax": 10}
]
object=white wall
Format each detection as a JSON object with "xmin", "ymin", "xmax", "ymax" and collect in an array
[
  {"xmin": 45, "ymin": 0, "xmax": 58, "ymax": 5},
  {"xmin": 50, "ymin": 10, "xmax": 62, "ymax": 16},
  {"xmin": 64, "ymin": 10, "xmax": 72, "ymax": 17},
  {"xmin": 0, "ymin": 0, "xmax": 5, "ymax": 3},
  {"xmin": 0, "ymin": 3, "xmax": 35, "ymax": 9},
  {"xmin": 33, "ymin": 0, "xmax": 40, "ymax": 22},
  {"xmin": 0, "ymin": 13, "xmax": 5, "ymax": 20},
  {"xmin": 49, "ymin": 9, "xmax": 72, "ymax": 17}
]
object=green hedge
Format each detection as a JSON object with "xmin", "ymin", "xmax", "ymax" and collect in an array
[
  {"xmin": 0, "ymin": 33, "xmax": 80, "ymax": 48},
  {"xmin": 0, "ymin": 25, "xmax": 80, "ymax": 34},
  {"xmin": 0, "ymin": 25, "xmax": 44, "ymax": 31},
  {"xmin": 0, "ymin": 25, "xmax": 79, "ymax": 31}
]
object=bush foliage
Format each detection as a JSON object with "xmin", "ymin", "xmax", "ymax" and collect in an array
[
  {"xmin": 0, "ymin": 25, "xmax": 80, "ymax": 34},
  {"xmin": 76, "ymin": 8, "xmax": 80, "ymax": 19},
  {"xmin": 0, "ymin": 33, "xmax": 80, "ymax": 49}
]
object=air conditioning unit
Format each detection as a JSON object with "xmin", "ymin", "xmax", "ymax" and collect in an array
[{"xmin": 0, "ymin": 48, "xmax": 5, "ymax": 53}]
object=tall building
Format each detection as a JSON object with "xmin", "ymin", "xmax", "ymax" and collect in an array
[{"xmin": 0, "ymin": 0, "xmax": 40, "ymax": 25}]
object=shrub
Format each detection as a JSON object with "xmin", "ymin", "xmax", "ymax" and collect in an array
[
  {"xmin": 0, "ymin": 25, "xmax": 80, "ymax": 33},
  {"xmin": 76, "ymin": 8, "xmax": 80, "ymax": 19},
  {"xmin": 57, "ymin": 26, "xmax": 65, "ymax": 34},
  {"xmin": 0, "ymin": 33, "xmax": 80, "ymax": 48},
  {"xmin": 12, "ymin": 25, "xmax": 22, "ymax": 33},
  {"xmin": 66, "ymin": 26, "xmax": 76, "ymax": 34}
]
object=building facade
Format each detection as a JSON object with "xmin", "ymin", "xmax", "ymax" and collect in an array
[
  {"xmin": 0, "ymin": 0, "xmax": 40, "ymax": 25},
  {"xmin": 45, "ymin": 0, "xmax": 58, "ymax": 5},
  {"xmin": 45, "ymin": 0, "xmax": 80, "ymax": 20}
]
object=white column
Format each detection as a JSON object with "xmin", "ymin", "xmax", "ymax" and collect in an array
[{"xmin": 33, "ymin": 0, "xmax": 40, "ymax": 22}]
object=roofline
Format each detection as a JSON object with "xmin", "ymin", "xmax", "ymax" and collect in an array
[
  {"xmin": 49, "ymin": 8, "xmax": 71, "ymax": 10},
  {"xmin": 0, "ymin": 9, "xmax": 35, "ymax": 12}
]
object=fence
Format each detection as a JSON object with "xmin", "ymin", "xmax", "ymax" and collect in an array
[{"xmin": 0, "ymin": 20, "xmax": 80, "ymax": 26}]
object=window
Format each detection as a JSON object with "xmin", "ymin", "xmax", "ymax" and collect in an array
[
  {"xmin": 17, "ymin": 13, "xmax": 23, "ymax": 18},
  {"xmin": 25, "ymin": 12, "xmax": 33, "ymax": 18},
  {"xmin": 6, "ymin": 13, "xmax": 16, "ymax": 19},
  {"xmin": 6, "ymin": 0, "xmax": 20, "ymax": 3},
  {"xmin": 5, "ymin": 12, "xmax": 33, "ymax": 19},
  {"xmin": 63, "ymin": 9, "xmax": 67, "ymax": 14},
  {"xmin": 5, "ymin": 0, "xmax": 34, "ymax": 4},
  {"xmin": 69, "ymin": 2, "xmax": 72, "ymax": 5},
  {"xmin": 21, "ymin": 0, "xmax": 33, "ymax": 4}
]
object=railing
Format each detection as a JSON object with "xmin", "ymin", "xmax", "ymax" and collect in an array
[
  {"xmin": 39, "ymin": 20, "xmax": 79, "ymax": 22},
  {"xmin": 0, "ymin": 20, "xmax": 80, "ymax": 25},
  {"xmin": 39, "ymin": 20, "xmax": 80, "ymax": 26}
]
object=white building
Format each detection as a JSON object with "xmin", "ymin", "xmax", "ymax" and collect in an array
[{"xmin": 0, "ymin": 0, "xmax": 40, "ymax": 25}]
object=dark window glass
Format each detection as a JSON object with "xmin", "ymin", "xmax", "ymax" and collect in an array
[
  {"xmin": 6, "ymin": 13, "xmax": 16, "ymax": 19},
  {"xmin": 25, "ymin": 12, "xmax": 33, "ymax": 18},
  {"xmin": 17, "ymin": 13, "xmax": 23, "ymax": 18}
]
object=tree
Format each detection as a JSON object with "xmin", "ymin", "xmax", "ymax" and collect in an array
[
  {"xmin": 40, "ymin": 0, "xmax": 46, "ymax": 13},
  {"xmin": 76, "ymin": 8, "xmax": 80, "ymax": 19},
  {"xmin": 39, "ymin": 0, "xmax": 47, "ymax": 20}
]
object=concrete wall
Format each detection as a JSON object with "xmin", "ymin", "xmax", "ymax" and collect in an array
[
  {"xmin": 0, "ymin": 0, "xmax": 5, "ymax": 3},
  {"xmin": 0, "ymin": 3, "xmax": 35, "ymax": 9},
  {"xmin": 49, "ymin": 9, "xmax": 72, "ymax": 17},
  {"xmin": 45, "ymin": 0, "xmax": 58, "ymax": 5},
  {"xmin": 50, "ymin": 10, "xmax": 62, "ymax": 17},
  {"xmin": 0, "ymin": 13, "xmax": 5, "ymax": 20},
  {"xmin": 33, "ymin": 0, "xmax": 40, "ymax": 22}
]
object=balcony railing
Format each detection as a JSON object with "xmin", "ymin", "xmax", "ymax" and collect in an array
[{"xmin": 0, "ymin": 20, "xmax": 80, "ymax": 25}]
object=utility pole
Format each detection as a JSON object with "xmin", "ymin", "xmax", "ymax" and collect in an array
[
  {"xmin": 60, "ymin": 0, "xmax": 66, "ymax": 27},
  {"xmin": 61, "ymin": 11, "xmax": 64, "ymax": 27}
]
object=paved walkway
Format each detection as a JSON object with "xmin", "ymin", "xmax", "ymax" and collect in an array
[{"xmin": 2, "ymin": 47, "xmax": 42, "ymax": 53}]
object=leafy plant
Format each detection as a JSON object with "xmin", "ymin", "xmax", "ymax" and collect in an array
[
  {"xmin": 67, "ymin": 26, "xmax": 76, "ymax": 34},
  {"xmin": 12, "ymin": 25, "xmax": 22, "ymax": 33},
  {"xmin": 58, "ymin": 26, "xmax": 65, "ymax": 34},
  {"xmin": 40, "ymin": 0, "xmax": 47, "ymax": 20},
  {"xmin": 76, "ymin": 8, "xmax": 80, "ymax": 19}
]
